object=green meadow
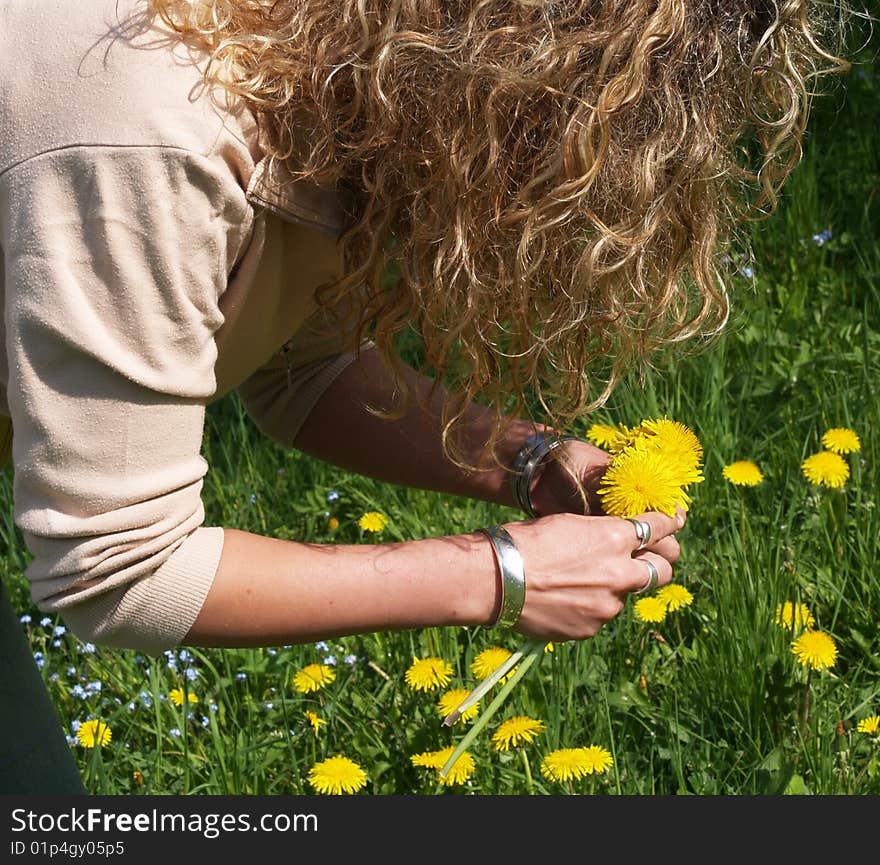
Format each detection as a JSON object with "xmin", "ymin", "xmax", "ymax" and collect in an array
[{"xmin": 2, "ymin": 43, "xmax": 878, "ymax": 796}]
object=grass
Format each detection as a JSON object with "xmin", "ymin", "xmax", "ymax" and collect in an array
[{"xmin": 2, "ymin": 41, "xmax": 879, "ymax": 796}]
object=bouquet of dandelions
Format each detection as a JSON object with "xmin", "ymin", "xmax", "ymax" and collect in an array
[{"xmin": 439, "ymin": 416, "xmax": 704, "ymax": 779}]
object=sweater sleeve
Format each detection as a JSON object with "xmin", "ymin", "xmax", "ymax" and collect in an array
[
  {"xmin": 237, "ymin": 293, "xmax": 376, "ymax": 449},
  {"xmin": 2, "ymin": 145, "xmax": 253, "ymax": 654}
]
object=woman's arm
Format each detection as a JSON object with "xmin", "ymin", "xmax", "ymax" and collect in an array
[
  {"xmin": 291, "ymin": 345, "xmax": 610, "ymax": 514},
  {"xmin": 185, "ymin": 508, "xmax": 684, "ymax": 647}
]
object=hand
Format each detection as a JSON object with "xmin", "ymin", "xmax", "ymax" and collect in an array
[
  {"xmin": 501, "ymin": 508, "xmax": 685, "ymax": 642},
  {"xmin": 527, "ymin": 437, "xmax": 611, "ymax": 517}
]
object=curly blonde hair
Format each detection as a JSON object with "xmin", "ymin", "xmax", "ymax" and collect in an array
[{"xmin": 149, "ymin": 0, "xmax": 853, "ymax": 470}]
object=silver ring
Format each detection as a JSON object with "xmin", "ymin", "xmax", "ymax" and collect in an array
[
  {"xmin": 633, "ymin": 559, "xmax": 659, "ymax": 595},
  {"xmin": 625, "ymin": 517, "xmax": 652, "ymax": 550}
]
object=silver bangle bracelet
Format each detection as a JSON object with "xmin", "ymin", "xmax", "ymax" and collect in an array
[
  {"xmin": 510, "ymin": 433, "xmax": 580, "ymax": 518},
  {"xmin": 478, "ymin": 525, "xmax": 526, "ymax": 630}
]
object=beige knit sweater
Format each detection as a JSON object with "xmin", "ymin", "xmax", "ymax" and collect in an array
[{"xmin": 0, "ymin": 1, "xmax": 367, "ymax": 653}]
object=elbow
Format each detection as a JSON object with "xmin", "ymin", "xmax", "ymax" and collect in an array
[{"xmin": 37, "ymin": 526, "xmax": 226, "ymax": 656}]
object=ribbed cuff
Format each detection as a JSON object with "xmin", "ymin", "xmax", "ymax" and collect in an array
[{"xmin": 59, "ymin": 526, "xmax": 225, "ymax": 655}]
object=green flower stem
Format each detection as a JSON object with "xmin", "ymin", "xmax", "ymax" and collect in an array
[
  {"xmin": 439, "ymin": 640, "xmax": 544, "ymax": 779},
  {"xmin": 520, "ymin": 749, "xmax": 534, "ymax": 795},
  {"xmin": 442, "ymin": 638, "xmax": 542, "ymax": 726}
]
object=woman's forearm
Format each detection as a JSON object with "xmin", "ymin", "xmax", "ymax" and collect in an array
[
  {"xmin": 292, "ymin": 347, "xmax": 539, "ymax": 508},
  {"xmin": 293, "ymin": 346, "xmax": 610, "ymax": 516},
  {"xmin": 184, "ymin": 528, "xmax": 499, "ymax": 647}
]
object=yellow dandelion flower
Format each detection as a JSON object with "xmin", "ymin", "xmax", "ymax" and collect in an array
[
  {"xmin": 491, "ymin": 716, "xmax": 546, "ymax": 751},
  {"xmin": 655, "ymin": 583, "xmax": 694, "ymax": 611},
  {"xmin": 439, "ymin": 751, "xmax": 476, "ymax": 785},
  {"xmin": 437, "ymin": 689, "xmax": 480, "ymax": 724},
  {"xmin": 411, "ymin": 746, "xmax": 476, "ymax": 785},
  {"xmin": 410, "ymin": 750, "xmax": 446, "ymax": 770},
  {"xmin": 775, "ymin": 601, "xmax": 815, "ymax": 631},
  {"xmin": 308, "ymin": 755, "xmax": 368, "ymax": 795},
  {"xmin": 540, "ymin": 746, "xmax": 613, "ymax": 783},
  {"xmin": 791, "ymin": 630, "xmax": 838, "ymax": 670},
  {"xmin": 404, "ymin": 656, "xmax": 453, "ymax": 692},
  {"xmin": 132, "ymin": 770, "xmax": 144, "ymax": 786},
  {"xmin": 637, "ymin": 417, "xmax": 704, "ymax": 473},
  {"xmin": 856, "ymin": 715, "xmax": 879, "ymax": 735},
  {"xmin": 293, "ymin": 663, "xmax": 336, "ymax": 694},
  {"xmin": 168, "ymin": 688, "xmax": 199, "ymax": 707},
  {"xmin": 822, "ymin": 427, "xmax": 861, "ymax": 454},
  {"xmin": 357, "ymin": 511, "xmax": 389, "ymax": 532},
  {"xmin": 580, "ymin": 744, "xmax": 615, "ymax": 775},
  {"xmin": 801, "ymin": 451, "xmax": 850, "ymax": 488},
  {"xmin": 304, "ymin": 710, "xmax": 327, "ymax": 734},
  {"xmin": 722, "ymin": 460, "xmax": 764, "ymax": 487},
  {"xmin": 634, "ymin": 596, "xmax": 667, "ymax": 623},
  {"xmin": 544, "ymin": 642, "xmax": 554, "ymax": 653},
  {"xmin": 471, "ymin": 646, "xmax": 516, "ymax": 682},
  {"xmin": 76, "ymin": 720, "xmax": 112, "ymax": 749},
  {"xmin": 327, "ymin": 516, "xmax": 340, "ymax": 532},
  {"xmin": 614, "ymin": 423, "xmax": 649, "ymax": 452},
  {"xmin": 586, "ymin": 423, "xmax": 626, "ymax": 451},
  {"xmin": 598, "ymin": 444, "xmax": 692, "ymax": 518}
]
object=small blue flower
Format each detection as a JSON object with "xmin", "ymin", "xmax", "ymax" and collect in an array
[
  {"xmin": 52, "ymin": 639, "xmax": 61, "ymax": 648},
  {"xmin": 87, "ymin": 681, "xmax": 102, "ymax": 692},
  {"xmin": 184, "ymin": 667, "xmax": 199, "ymax": 681},
  {"xmin": 326, "ymin": 490, "xmax": 340, "ymax": 503},
  {"xmin": 264, "ymin": 702, "xmax": 275, "ymax": 710},
  {"xmin": 201, "ymin": 716, "xmax": 210, "ymax": 728},
  {"xmin": 169, "ymin": 728, "xmax": 181, "ymax": 738},
  {"xmin": 49, "ymin": 673, "xmax": 60, "ymax": 682},
  {"xmin": 315, "ymin": 641, "xmax": 329, "ymax": 652},
  {"xmin": 178, "ymin": 649, "xmax": 191, "ymax": 663},
  {"xmin": 235, "ymin": 672, "xmax": 247, "ymax": 681},
  {"xmin": 249, "ymin": 493, "xmax": 257, "ymax": 505},
  {"xmin": 33, "ymin": 651, "xmax": 45, "ymax": 668},
  {"xmin": 324, "ymin": 655, "xmax": 337, "ymax": 666},
  {"xmin": 53, "ymin": 625, "xmax": 67, "ymax": 636},
  {"xmin": 66, "ymin": 667, "xmax": 77, "ymax": 677},
  {"xmin": 267, "ymin": 648, "xmax": 277, "ymax": 656},
  {"xmin": 19, "ymin": 614, "xmax": 31, "ymax": 624},
  {"xmin": 40, "ymin": 617, "xmax": 52, "ymax": 627},
  {"xmin": 344, "ymin": 654, "xmax": 358, "ymax": 665},
  {"xmin": 209, "ymin": 702, "xmax": 219, "ymax": 713},
  {"xmin": 139, "ymin": 691, "xmax": 153, "ymax": 708},
  {"xmin": 739, "ymin": 266, "xmax": 754, "ymax": 279},
  {"xmin": 71, "ymin": 721, "xmax": 82, "ymax": 734},
  {"xmin": 71, "ymin": 685, "xmax": 87, "ymax": 700},
  {"xmin": 80, "ymin": 642, "xmax": 96, "ymax": 654}
]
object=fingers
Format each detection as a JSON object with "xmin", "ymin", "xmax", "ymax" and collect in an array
[
  {"xmin": 628, "ymin": 551, "xmax": 673, "ymax": 595},
  {"xmin": 648, "ymin": 534, "xmax": 680, "ymax": 565},
  {"xmin": 622, "ymin": 507, "xmax": 686, "ymax": 552}
]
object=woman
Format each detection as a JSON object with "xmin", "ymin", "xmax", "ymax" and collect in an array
[{"xmin": 0, "ymin": 1, "xmax": 851, "ymax": 790}]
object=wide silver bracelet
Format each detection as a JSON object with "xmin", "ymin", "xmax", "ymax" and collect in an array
[
  {"xmin": 478, "ymin": 525, "xmax": 526, "ymax": 630},
  {"xmin": 510, "ymin": 432, "xmax": 580, "ymax": 518}
]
